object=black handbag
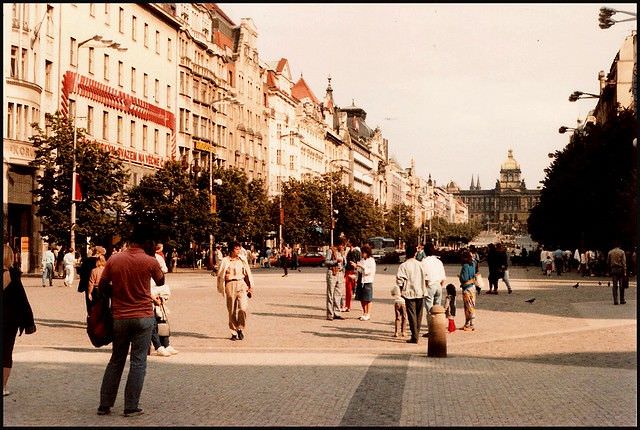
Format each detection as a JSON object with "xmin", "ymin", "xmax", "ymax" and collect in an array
[
  {"xmin": 622, "ymin": 275, "xmax": 629, "ymax": 289},
  {"xmin": 87, "ymin": 287, "xmax": 113, "ymax": 347}
]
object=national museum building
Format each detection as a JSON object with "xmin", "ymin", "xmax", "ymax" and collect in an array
[{"xmin": 446, "ymin": 150, "xmax": 540, "ymax": 233}]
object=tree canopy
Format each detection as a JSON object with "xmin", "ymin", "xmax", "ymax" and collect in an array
[
  {"xmin": 29, "ymin": 111, "xmax": 128, "ymax": 249},
  {"xmin": 528, "ymin": 108, "xmax": 637, "ymax": 251}
]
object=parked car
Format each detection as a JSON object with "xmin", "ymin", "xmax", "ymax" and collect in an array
[{"xmin": 297, "ymin": 252, "xmax": 325, "ymax": 267}]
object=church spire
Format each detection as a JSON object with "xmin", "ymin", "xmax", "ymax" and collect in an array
[
  {"xmin": 324, "ymin": 75, "xmax": 334, "ymax": 110},
  {"xmin": 470, "ymin": 174, "xmax": 475, "ymax": 190},
  {"xmin": 476, "ymin": 175, "xmax": 480, "ymax": 190}
]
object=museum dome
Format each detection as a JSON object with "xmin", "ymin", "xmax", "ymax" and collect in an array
[{"xmin": 501, "ymin": 149, "xmax": 520, "ymax": 171}]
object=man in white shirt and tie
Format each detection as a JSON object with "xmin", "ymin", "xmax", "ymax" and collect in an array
[{"xmin": 420, "ymin": 243, "xmax": 447, "ymax": 336}]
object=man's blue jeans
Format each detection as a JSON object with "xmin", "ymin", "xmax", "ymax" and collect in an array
[
  {"xmin": 42, "ymin": 263, "xmax": 53, "ymax": 286},
  {"xmin": 99, "ymin": 317, "xmax": 154, "ymax": 410}
]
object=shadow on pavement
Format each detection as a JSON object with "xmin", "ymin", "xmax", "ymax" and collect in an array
[
  {"xmin": 455, "ymin": 350, "xmax": 637, "ymax": 370},
  {"xmin": 253, "ymin": 311, "xmax": 328, "ymax": 321},
  {"xmin": 302, "ymin": 326, "xmax": 404, "ymax": 344},
  {"xmin": 34, "ymin": 318, "xmax": 85, "ymax": 329},
  {"xmin": 271, "ymin": 303, "xmax": 325, "ymax": 312}
]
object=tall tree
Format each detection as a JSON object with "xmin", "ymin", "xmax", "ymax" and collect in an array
[
  {"xmin": 29, "ymin": 111, "xmax": 128, "ymax": 248},
  {"xmin": 528, "ymin": 108, "xmax": 637, "ymax": 250},
  {"xmin": 126, "ymin": 160, "xmax": 215, "ymax": 253}
]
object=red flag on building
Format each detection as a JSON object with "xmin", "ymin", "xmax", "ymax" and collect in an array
[
  {"xmin": 72, "ymin": 173, "xmax": 83, "ymax": 202},
  {"xmin": 279, "ymin": 207, "xmax": 284, "ymax": 225}
]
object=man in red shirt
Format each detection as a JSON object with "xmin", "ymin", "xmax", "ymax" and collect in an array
[{"xmin": 96, "ymin": 224, "xmax": 165, "ymax": 417}]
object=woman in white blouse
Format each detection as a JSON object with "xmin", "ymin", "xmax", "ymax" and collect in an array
[{"xmin": 352, "ymin": 244, "xmax": 376, "ymax": 321}]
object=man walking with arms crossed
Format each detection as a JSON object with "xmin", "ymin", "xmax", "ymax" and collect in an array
[
  {"xmin": 96, "ymin": 224, "xmax": 165, "ymax": 417},
  {"xmin": 396, "ymin": 245, "xmax": 428, "ymax": 343},
  {"xmin": 421, "ymin": 243, "xmax": 447, "ymax": 336}
]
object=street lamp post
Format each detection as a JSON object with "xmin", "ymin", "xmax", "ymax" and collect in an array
[
  {"xmin": 276, "ymin": 130, "xmax": 303, "ymax": 249},
  {"xmin": 206, "ymin": 95, "xmax": 237, "ymax": 269},
  {"xmin": 70, "ymin": 35, "xmax": 126, "ymax": 251},
  {"xmin": 598, "ymin": 7, "xmax": 637, "ymax": 29},
  {"xmin": 327, "ymin": 158, "xmax": 350, "ymax": 247},
  {"xmin": 558, "ymin": 126, "xmax": 578, "ymax": 134},
  {"xmin": 568, "ymin": 90, "xmax": 600, "ymax": 102}
]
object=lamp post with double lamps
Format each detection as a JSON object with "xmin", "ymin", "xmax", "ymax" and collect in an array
[
  {"xmin": 276, "ymin": 131, "xmax": 302, "ymax": 248},
  {"xmin": 598, "ymin": 7, "xmax": 637, "ymax": 29},
  {"xmin": 70, "ymin": 35, "xmax": 126, "ymax": 252},
  {"xmin": 327, "ymin": 159, "xmax": 350, "ymax": 247},
  {"xmin": 206, "ymin": 95, "xmax": 237, "ymax": 268}
]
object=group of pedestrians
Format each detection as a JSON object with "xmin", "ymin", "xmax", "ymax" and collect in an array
[{"xmin": 324, "ymin": 239, "xmax": 376, "ymax": 321}]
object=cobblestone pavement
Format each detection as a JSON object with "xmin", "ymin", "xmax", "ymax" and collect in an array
[{"xmin": 3, "ymin": 265, "xmax": 637, "ymax": 427}]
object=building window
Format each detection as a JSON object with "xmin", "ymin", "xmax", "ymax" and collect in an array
[
  {"xmin": 103, "ymin": 54, "xmax": 109, "ymax": 80},
  {"xmin": 86, "ymin": 106, "xmax": 94, "ymax": 135},
  {"xmin": 20, "ymin": 48, "xmax": 27, "ymax": 80},
  {"xmin": 179, "ymin": 109, "xmax": 184, "ymax": 132},
  {"xmin": 154, "ymin": 129, "xmax": 159, "ymax": 154},
  {"xmin": 166, "ymin": 85, "xmax": 172, "ymax": 108},
  {"xmin": 276, "ymin": 150, "xmax": 282, "ymax": 165},
  {"xmin": 131, "ymin": 15, "xmax": 136, "ymax": 40},
  {"xmin": 185, "ymin": 111, "xmax": 189, "ymax": 132},
  {"xmin": 131, "ymin": 67, "xmax": 136, "ymax": 92},
  {"xmin": 167, "ymin": 37, "xmax": 172, "ymax": 60},
  {"xmin": 117, "ymin": 61, "xmax": 123, "ymax": 86},
  {"xmin": 130, "ymin": 120, "xmax": 136, "ymax": 147},
  {"xmin": 69, "ymin": 99, "xmax": 76, "ymax": 121},
  {"xmin": 142, "ymin": 125, "xmax": 148, "ymax": 151},
  {"xmin": 102, "ymin": 111, "xmax": 109, "ymax": 140},
  {"xmin": 10, "ymin": 46, "xmax": 18, "ymax": 78},
  {"xmin": 46, "ymin": 5, "xmax": 54, "ymax": 36},
  {"xmin": 165, "ymin": 133, "xmax": 171, "ymax": 157},
  {"xmin": 7, "ymin": 103, "xmax": 14, "ymax": 139},
  {"xmin": 104, "ymin": 3, "xmax": 110, "ymax": 24},
  {"xmin": 144, "ymin": 23, "xmax": 148, "ymax": 47},
  {"xmin": 89, "ymin": 3, "xmax": 95, "ymax": 16},
  {"xmin": 117, "ymin": 116, "xmax": 123, "ymax": 143},
  {"xmin": 118, "ymin": 7, "xmax": 124, "ymax": 33},
  {"xmin": 70, "ymin": 37, "xmax": 77, "ymax": 66},
  {"xmin": 45, "ymin": 60, "xmax": 52, "ymax": 91},
  {"xmin": 155, "ymin": 31, "xmax": 160, "ymax": 54},
  {"xmin": 179, "ymin": 71, "xmax": 185, "ymax": 93},
  {"xmin": 143, "ymin": 73, "xmax": 148, "ymax": 98},
  {"xmin": 88, "ymin": 47, "xmax": 95, "ymax": 74},
  {"xmin": 154, "ymin": 79, "xmax": 159, "ymax": 102},
  {"xmin": 290, "ymin": 155, "xmax": 295, "ymax": 170}
]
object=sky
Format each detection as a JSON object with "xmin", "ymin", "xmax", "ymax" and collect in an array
[{"xmin": 221, "ymin": 3, "xmax": 636, "ymax": 190}]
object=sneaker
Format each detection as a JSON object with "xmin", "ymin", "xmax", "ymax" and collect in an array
[
  {"xmin": 3, "ymin": 389, "xmax": 10, "ymax": 397},
  {"xmin": 237, "ymin": 330, "xmax": 244, "ymax": 340},
  {"xmin": 156, "ymin": 346, "xmax": 171, "ymax": 357},
  {"xmin": 97, "ymin": 406, "xmax": 111, "ymax": 415},
  {"xmin": 123, "ymin": 408, "xmax": 144, "ymax": 417},
  {"xmin": 463, "ymin": 326, "xmax": 475, "ymax": 331},
  {"xmin": 333, "ymin": 315, "xmax": 345, "ymax": 320},
  {"xmin": 621, "ymin": 300, "xmax": 627, "ymax": 304},
  {"xmin": 359, "ymin": 314, "xmax": 370, "ymax": 321},
  {"xmin": 165, "ymin": 345, "xmax": 179, "ymax": 355},
  {"xmin": 230, "ymin": 334, "xmax": 239, "ymax": 341}
]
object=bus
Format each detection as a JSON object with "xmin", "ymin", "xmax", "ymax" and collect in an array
[{"xmin": 367, "ymin": 237, "xmax": 399, "ymax": 263}]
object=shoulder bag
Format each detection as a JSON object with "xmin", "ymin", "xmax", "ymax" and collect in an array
[
  {"xmin": 157, "ymin": 302, "xmax": 170, "ymax": 337},
  {"xmin": 87, "ymin": 287, "xmax": 113, "ymax": 347}
]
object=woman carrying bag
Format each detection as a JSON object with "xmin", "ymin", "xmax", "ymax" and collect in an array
[{"xmin": 150, "ymin": 244, "xmax": 177, "ymax": 357}]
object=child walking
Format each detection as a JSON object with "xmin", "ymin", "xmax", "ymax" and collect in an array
[
  {"xmin": 443, "ymin": 283, "xmax": 457, "ymax": 333},
  {"xmin": 390, "ymin": 284, "xmax": 407, "ymax": 337}
]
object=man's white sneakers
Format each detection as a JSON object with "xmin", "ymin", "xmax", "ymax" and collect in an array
[{"xmin": 165, "ymin": 345, "xmax": 179, "ymax": 355}]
